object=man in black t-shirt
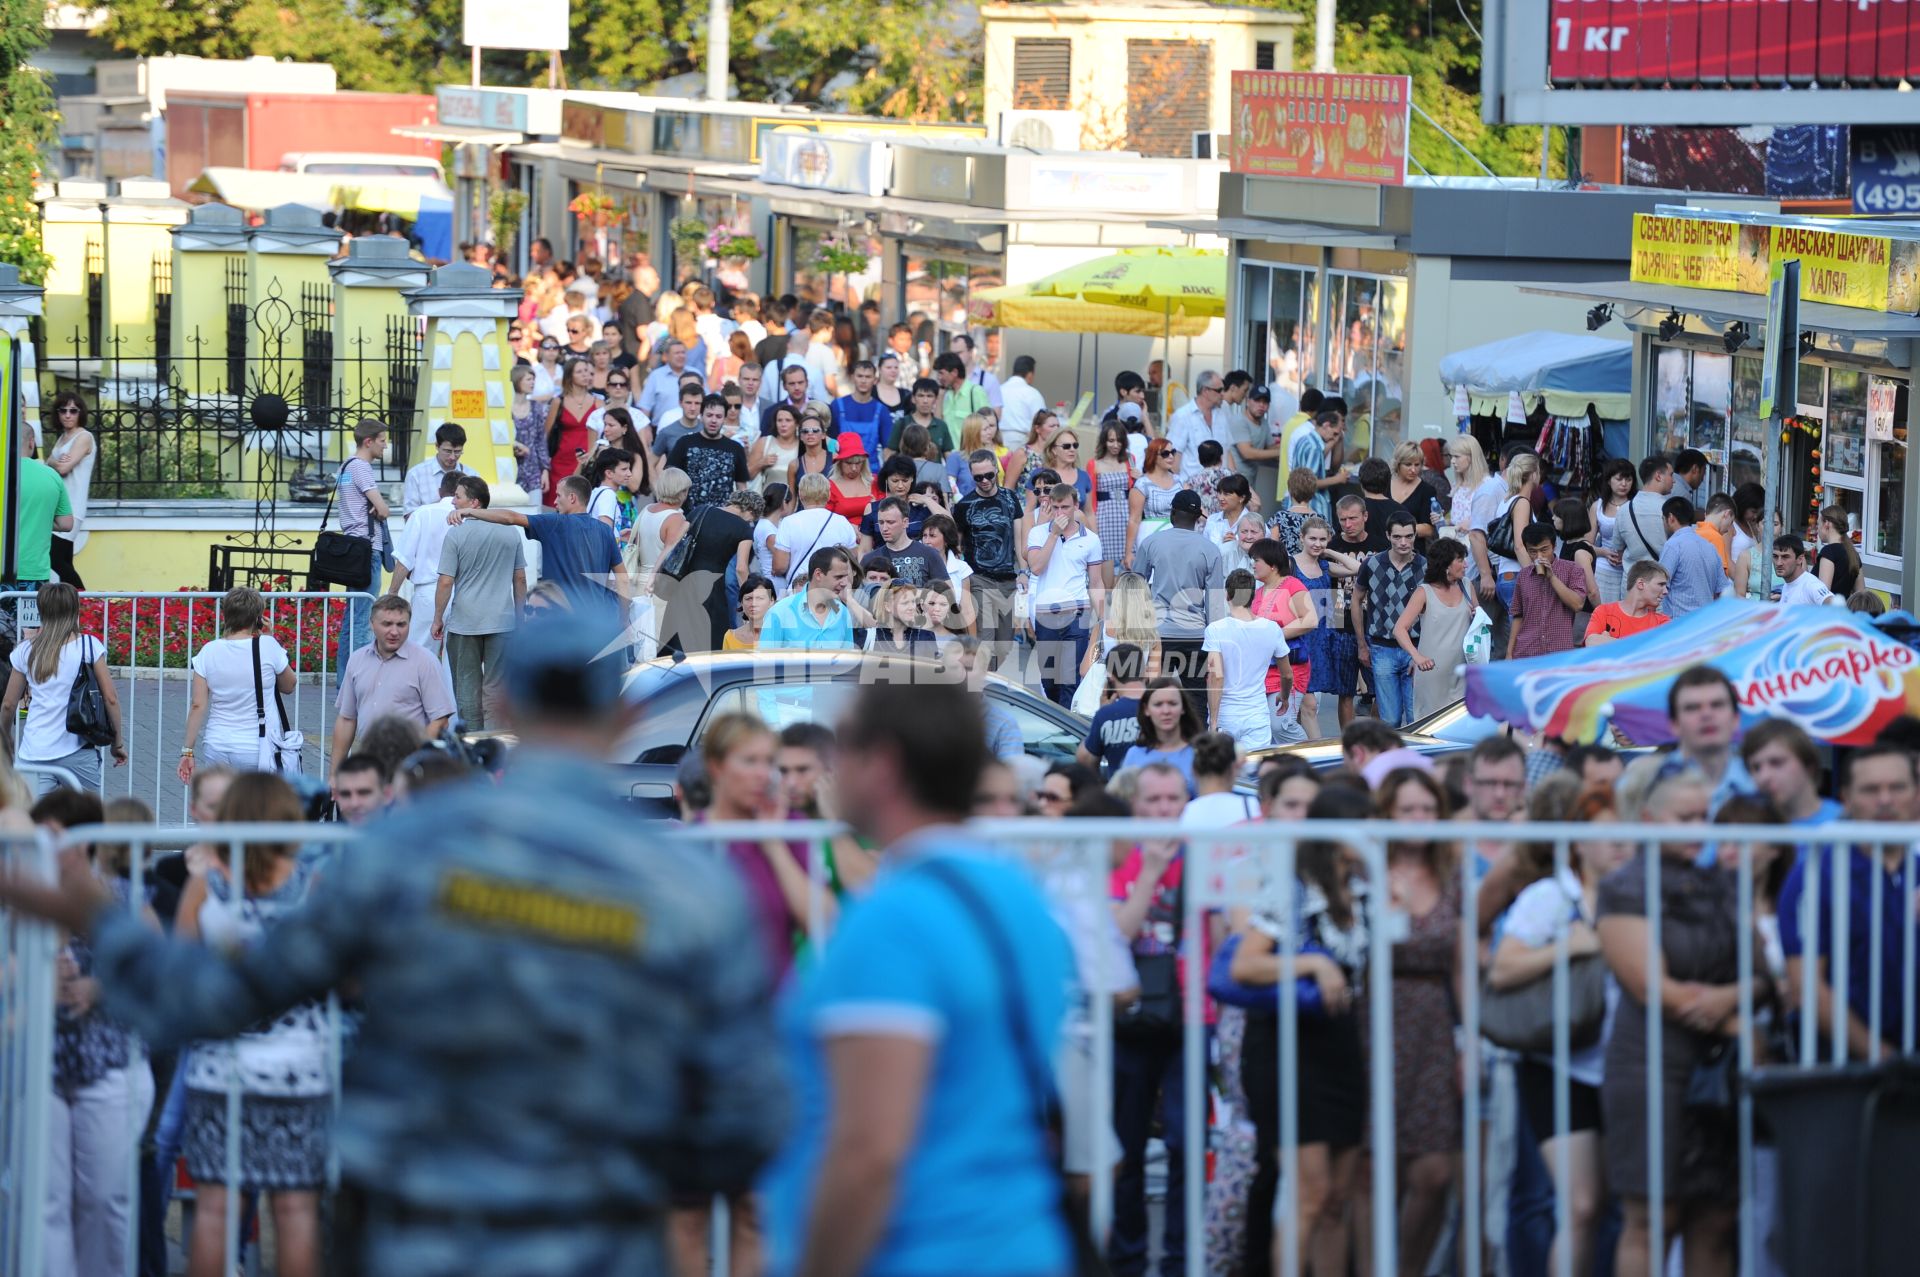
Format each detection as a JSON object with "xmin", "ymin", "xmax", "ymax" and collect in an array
[
  {"xmin": 667, "ymin": 394, "xmax": 749, "ymax": 515},
  {"xmin": 871, "ymin": 497, "xmax": 947, "ymax": 587},
  {"xmin": 952, "ymin": 448, "xmax": 1022, "ymax": 658}
]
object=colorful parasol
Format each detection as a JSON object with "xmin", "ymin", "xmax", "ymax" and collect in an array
[
  {"xmin": 968, "ymin": 285, "xmax": 1212, "ymax": 336},
  {"xmin": 1463, "ymin": 599, "xmax": 1920, "ymax": 746}
]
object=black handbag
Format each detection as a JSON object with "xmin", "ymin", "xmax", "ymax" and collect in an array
[
  {"xmin": 310, "ymin": 467, "xmax": 374, "ymax": 590},
  {"xmin": 1116, "ymin": 871, "xmax": 1183, "ymax": 1041},
  {"xmin": 1485, "ymin": 495, "xmax": 1519, "ymax": 561},
  {"xmin": 65, "ymin": 636, "xmax": 116, "ymax": 749},
  {"xmin": 920, "ymin": 859, "xmax": 1113, "ymax": 1277},
  {"xmin": 656, "ymin": 506, "xmax": 707, "ymax": 582}
]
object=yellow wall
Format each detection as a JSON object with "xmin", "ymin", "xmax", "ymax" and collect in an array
[
  {"xmin": 103, "ymin": 213, "xmax": 186, "ymax": 361},
  {"xmin": 170, "ymin": 248, "xmax": 243, "ymax": 396},
  {"xmin": 425, "ymin": 317, "xmax": 525, "ymax": 501},
  {"xmin": 40, "ymin": 205, "xmax": 100, "ymax": 360},
  {"xmin": 72, "ymin": 525, "xmax": 322, "ymax": 592}
]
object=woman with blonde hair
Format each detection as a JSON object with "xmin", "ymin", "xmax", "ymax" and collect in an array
[
  {"xmin": 946, "ymin": 412, "xmax": 1007, "ymax": 493},
  {"xmin": 632, "ymin": 467, "xmax": 691, "ymax": 596},
  {"xmin": 666, "ymin": 306, "xmax": 706, "ymax": 378},
  {"xmin": 1, "ymin": 582, "xmax": 125, "ymax": 794},
  {"xmin": 1447, "ymin": 434, "xmax": 1492, "ymax": 530},
  {"xmin": 1389, "ymin": 439, "xmax": 1441, "ymax": 545},
  {"xmin": 1085, "ymin": 570, "xmax": 1162, "ymax": 678}
]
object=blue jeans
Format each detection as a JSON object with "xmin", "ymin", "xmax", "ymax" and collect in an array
[
  {"xmin": 342, "ymin": 544, "xmax": 382, "ymax": 660},
  {"xmin": 1032, "ymin": 603, "xmax": 1091, "ymax": 708},
  {"xmin": 1370, "ymin": 643, "xmax": 1414, "ymax": 727}
]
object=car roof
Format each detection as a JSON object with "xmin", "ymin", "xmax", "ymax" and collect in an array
[{"xmin": 623, "ymin": 650, "xmax": 1042, "ymax": 699}]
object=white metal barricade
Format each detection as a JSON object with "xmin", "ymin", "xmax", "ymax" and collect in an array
[
  {"xmin": 2, "ymin": 591, "xmax": 374, "ymax": 822},
  {"xmin": 8, "ymin": 813, "xmax": 1920, "ymax": 1276}
]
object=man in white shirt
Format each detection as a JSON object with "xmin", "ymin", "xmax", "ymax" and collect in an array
[
  {"xmin": 1164, "ymin": 371, "xmax": 1232, "ymax": 482},
  {"xmin": 771, "ymin": 474, "xmax": 858, "ymax": 593},
  {"xmin": 388, "ymin": 471, "xmax": 464, "ymax": 648},
  {"xmin": 999, "ymin": 354, "xmax": 1046, "ymax": 450},
  {"xmin": 762, "ymin": 329, "xmax": 824, "ymax": 405},
  {"xmin": 954, "ymin": 333, "xmax": 1003, "ymax": 412},
  {"xmin": 402, "ymin": 422, "xmax": 478, "ymax": 512},
  {"xmin": 1025, "ymin": 481, "xmax": 1105, "ymax": 707},
  {"xmin": 1773, "ymin": 535, "xmax": 1838, "ymax": 606},
  {"xmin": 734, "ymin": 364, "xmax": 763, "ymax": 440}
]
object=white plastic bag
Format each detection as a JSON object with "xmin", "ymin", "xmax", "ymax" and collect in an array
[
  {"xmin": 1463, "ymin": 606, "xmax": 1494, "ymax": 665},
  {"xmin": 1070, "ymin": 659, "xmax": 1107, "ymax": 717}
]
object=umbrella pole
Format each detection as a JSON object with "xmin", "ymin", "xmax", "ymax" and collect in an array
[
  {"xmin": 1092, "ymin": 334, "xmax": 1100, "ymax": 418},
  {"xmin": 1075, "ymin": 332, "xmax": 1085, "ymax": 402}
]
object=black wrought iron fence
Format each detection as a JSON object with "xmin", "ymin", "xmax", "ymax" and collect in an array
[
  {"xmin": 84, "ymin": 234, "xmax": 103, "ymax": 360},
  {"xmin": 35, "ymin": 282, "xmax": 421, "ymax": 501},
  {"xmin": 152, "ymin": 254, "xmax": 172, "ymax": 387}
]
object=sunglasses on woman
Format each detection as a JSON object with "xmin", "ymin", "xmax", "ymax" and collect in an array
[{"xmin": 608, "ymin": 379, "xmax": 628, "ymax": 389}]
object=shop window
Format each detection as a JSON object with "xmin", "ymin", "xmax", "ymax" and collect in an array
[
  {"xmin": 1868, "ymin": 377, "xmax": 1908, "ymax": 560},
  {"xmin": 790, "ymin": 223, "xmax": 881, "ymax": 312},
  {"xmin": 1688, "ymin": 352, "xmax": 1732, "ymax": 477},
  {"xmin": 1126, "ymin": 39, "xmax": 1212, "ymax": 157},
  {"xmin": 1826, "ymin": 368, "xmax": 1867, "ymax": 477},
  {"xmin": 902, "ymin": 257, "xmax": 993, "ymax": 353},
  {"xmin": 1013, "ymin": 39, "xmax": 1072, "ymax": 110},
  {"xmin": 1653, "ymin": 346, "xmax": 1690, "ymax": 456},
  {"xmin": 1729, "ymin": 355, "xmax": 1766, "ymax": 491},
  {"xmin": 1328, "ymin": 271, "xmax": 1407, "ymax": 457}
]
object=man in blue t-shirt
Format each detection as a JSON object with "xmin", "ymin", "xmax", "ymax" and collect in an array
[
  {"xmin": 449, "ymin": 474, "xmax": 627, "ymax": 621},
  {"xmin": 830, "ymin": 358, "xmax": 892, "ymax": 462},
  {"xmin": 1077, "ymin": 641, "xmax": 1147, "ymax": 777},
  {"xmin": 1776, "ymin": 741, "xmax": 1920, "ymax": 1058},
  {"xmin": 759, "ymin": 678, "xmax": 1072, "ymax": 1277}
]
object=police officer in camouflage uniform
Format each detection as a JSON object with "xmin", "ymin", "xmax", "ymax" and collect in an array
[{"xmin": 1, "ymin": 620, "xmax": 789, "ymax": 1277}]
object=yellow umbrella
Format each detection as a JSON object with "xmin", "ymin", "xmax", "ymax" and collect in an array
[
  {"xmin": 971, "ymin": 284, "xmax": 1210, "ymax": 336},
  {"xmin": 1027, "ymin": 246, "xmax": 1228, "ymax": 320}
]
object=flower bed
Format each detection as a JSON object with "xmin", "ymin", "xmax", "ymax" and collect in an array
[{"xmin": 78, "ymin": 590, "xmax": 346, "ymax": 675}]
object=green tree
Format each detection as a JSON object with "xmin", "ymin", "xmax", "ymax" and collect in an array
[
  {"xmin": 1253, "ymin": 0, "xmax": 1563, "ymax": 179},
  {"xmin": 0, "ymin": 0, "xmax": 56, "ymax": 282},
  {"xmin": 101, "ymin": 0, "xmax": 984, "ymax": 122}
]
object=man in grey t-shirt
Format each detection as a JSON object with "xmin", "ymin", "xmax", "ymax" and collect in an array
[
  {"xmin": 1130, "ymin": 489, "xmax": 1224, "ymax": 706},
  {"xmin": 432, "ymin": 476, "xmax": 527, "ymax": 729}
]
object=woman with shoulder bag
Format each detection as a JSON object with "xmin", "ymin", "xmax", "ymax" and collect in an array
[
  {"xmin": 179, "ymin": 587, "xmax": 298, "ymax": 783},
  {"xmin": 0, "ymin": 582, "xmax": 125, "ymax": 795},
  {"xmin": 1487, "ymin": 786, "xmax": 1631, "ymax": 1277}
]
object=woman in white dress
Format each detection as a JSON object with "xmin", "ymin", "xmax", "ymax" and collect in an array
[{"xmin": 45, "ymin": 392, "xmax": 96, "ymax": 589}]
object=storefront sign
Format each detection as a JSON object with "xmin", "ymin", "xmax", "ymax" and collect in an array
[
  {"xmin": 1772, "ymin": 224, "xmax": 1893, "ymax": 311},
  {"xmin": 563, "ymin": 104, "xmax": 633, "ymax": 154},
  {"xmin": 760, "ymin": 132, "xmax": 886, "ymax": 196},
  {"xmin": 1228, "ymin": 71, "xmax": 1411, "ymax": 186},
  {"xmin": 450, "ymin": 388, "xmax": 486, "ymax": 419},
  {"xmin": 438, "ymin": 87, "xmax": 528, "ymax": 134},
  {"xmin": 1869, "ymin": 378, "xmax": 1899, "ymax": 442},
  {"xmin": 1629, "ymin": 214, "xmax": 1768, "ymax": 293},
  {"xmin": 1025, "ymin": 160, "xmax": 1184, "ymax": 213},
  {"xmin": 1547, "ymin": 0, "xmax": 1920, "ymax": 91}
]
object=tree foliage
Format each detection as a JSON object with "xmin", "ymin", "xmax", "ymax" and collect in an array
[
  {"xmin": 101, "ymin": 0, "xmax": 982, "ymax": 121},
  {"xmin": 0, "ymin": 0, "xmax": 56, "ymax": 282},
  {"xmin": 1251, "ymin": 0, "xmax": 1563, "ymax": 179}
]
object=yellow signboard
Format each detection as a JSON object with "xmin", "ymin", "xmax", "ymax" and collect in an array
[
  {"xmin": 1630, "ymin": 213, "xmax": 1920, "ymax": 313},
  {"xmin": 1771, "ymin": 225, "xmax": 1891, "ymax": 312},
  {"xmin": 1628, "ymin": 215, "xmax": 1769, "ymax": 294},
  {"xmin": 450, "ymin": 388, "xmax": 486, "ymax": 419}
]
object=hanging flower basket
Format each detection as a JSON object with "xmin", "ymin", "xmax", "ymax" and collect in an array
[
  {"xmin": 568, "ymin": 191, "xmax": 622, "ymax": 230},
  {"xmin": 814, "ymin": 240, "xmax": 869, "ymax": 275},
  {"xmin": 704, "ymin": 226, "xmax": 761, "ymax": 261},
  {"xmin": 669, "ymin": 217, "xmax": 711, "ymax": 261}
]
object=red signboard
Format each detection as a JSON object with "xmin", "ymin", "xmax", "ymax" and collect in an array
[
  {"xmin": 1549, "ymin": 0, "xmax": 1920, "ymax": 88},
  {"xmin": 1228, "ymin": 71, "xmax": 1412, "ymax": 186}
]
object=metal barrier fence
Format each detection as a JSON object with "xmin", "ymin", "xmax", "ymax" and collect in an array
[
  {"xmin": 5, "ymin": 815, "xmax": 1917, "ymax": 1275},
  {"xmin": 2, "ymin": 591, "xmax": 375, "ymax": 823}
]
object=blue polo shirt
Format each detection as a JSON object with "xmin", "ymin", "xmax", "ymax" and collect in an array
[
  {"xmin": 1778, "ymin": 842, "xmax": 1920, "ymax": 1050},
  {"xmin": 758, "ymin": 591, "xmax": 855, "ymax": 650},
  {"xmin": 761, "ymin": 834, "xmax": 1071, "ymax": 1275}
]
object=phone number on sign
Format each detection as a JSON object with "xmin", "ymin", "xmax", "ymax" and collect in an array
[{"xmin": 1855, "ymin": 181, "xmax": 1920, "ymax": 214}]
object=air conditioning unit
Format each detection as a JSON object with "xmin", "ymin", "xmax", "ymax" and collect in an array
[
  {"xmin": 1191, "ymin": 131, "xmax": 1230, "ymax": 159},
  {"xmin": 999, "ymin": 110, "xmax": 1082, "ymax": 152}
]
